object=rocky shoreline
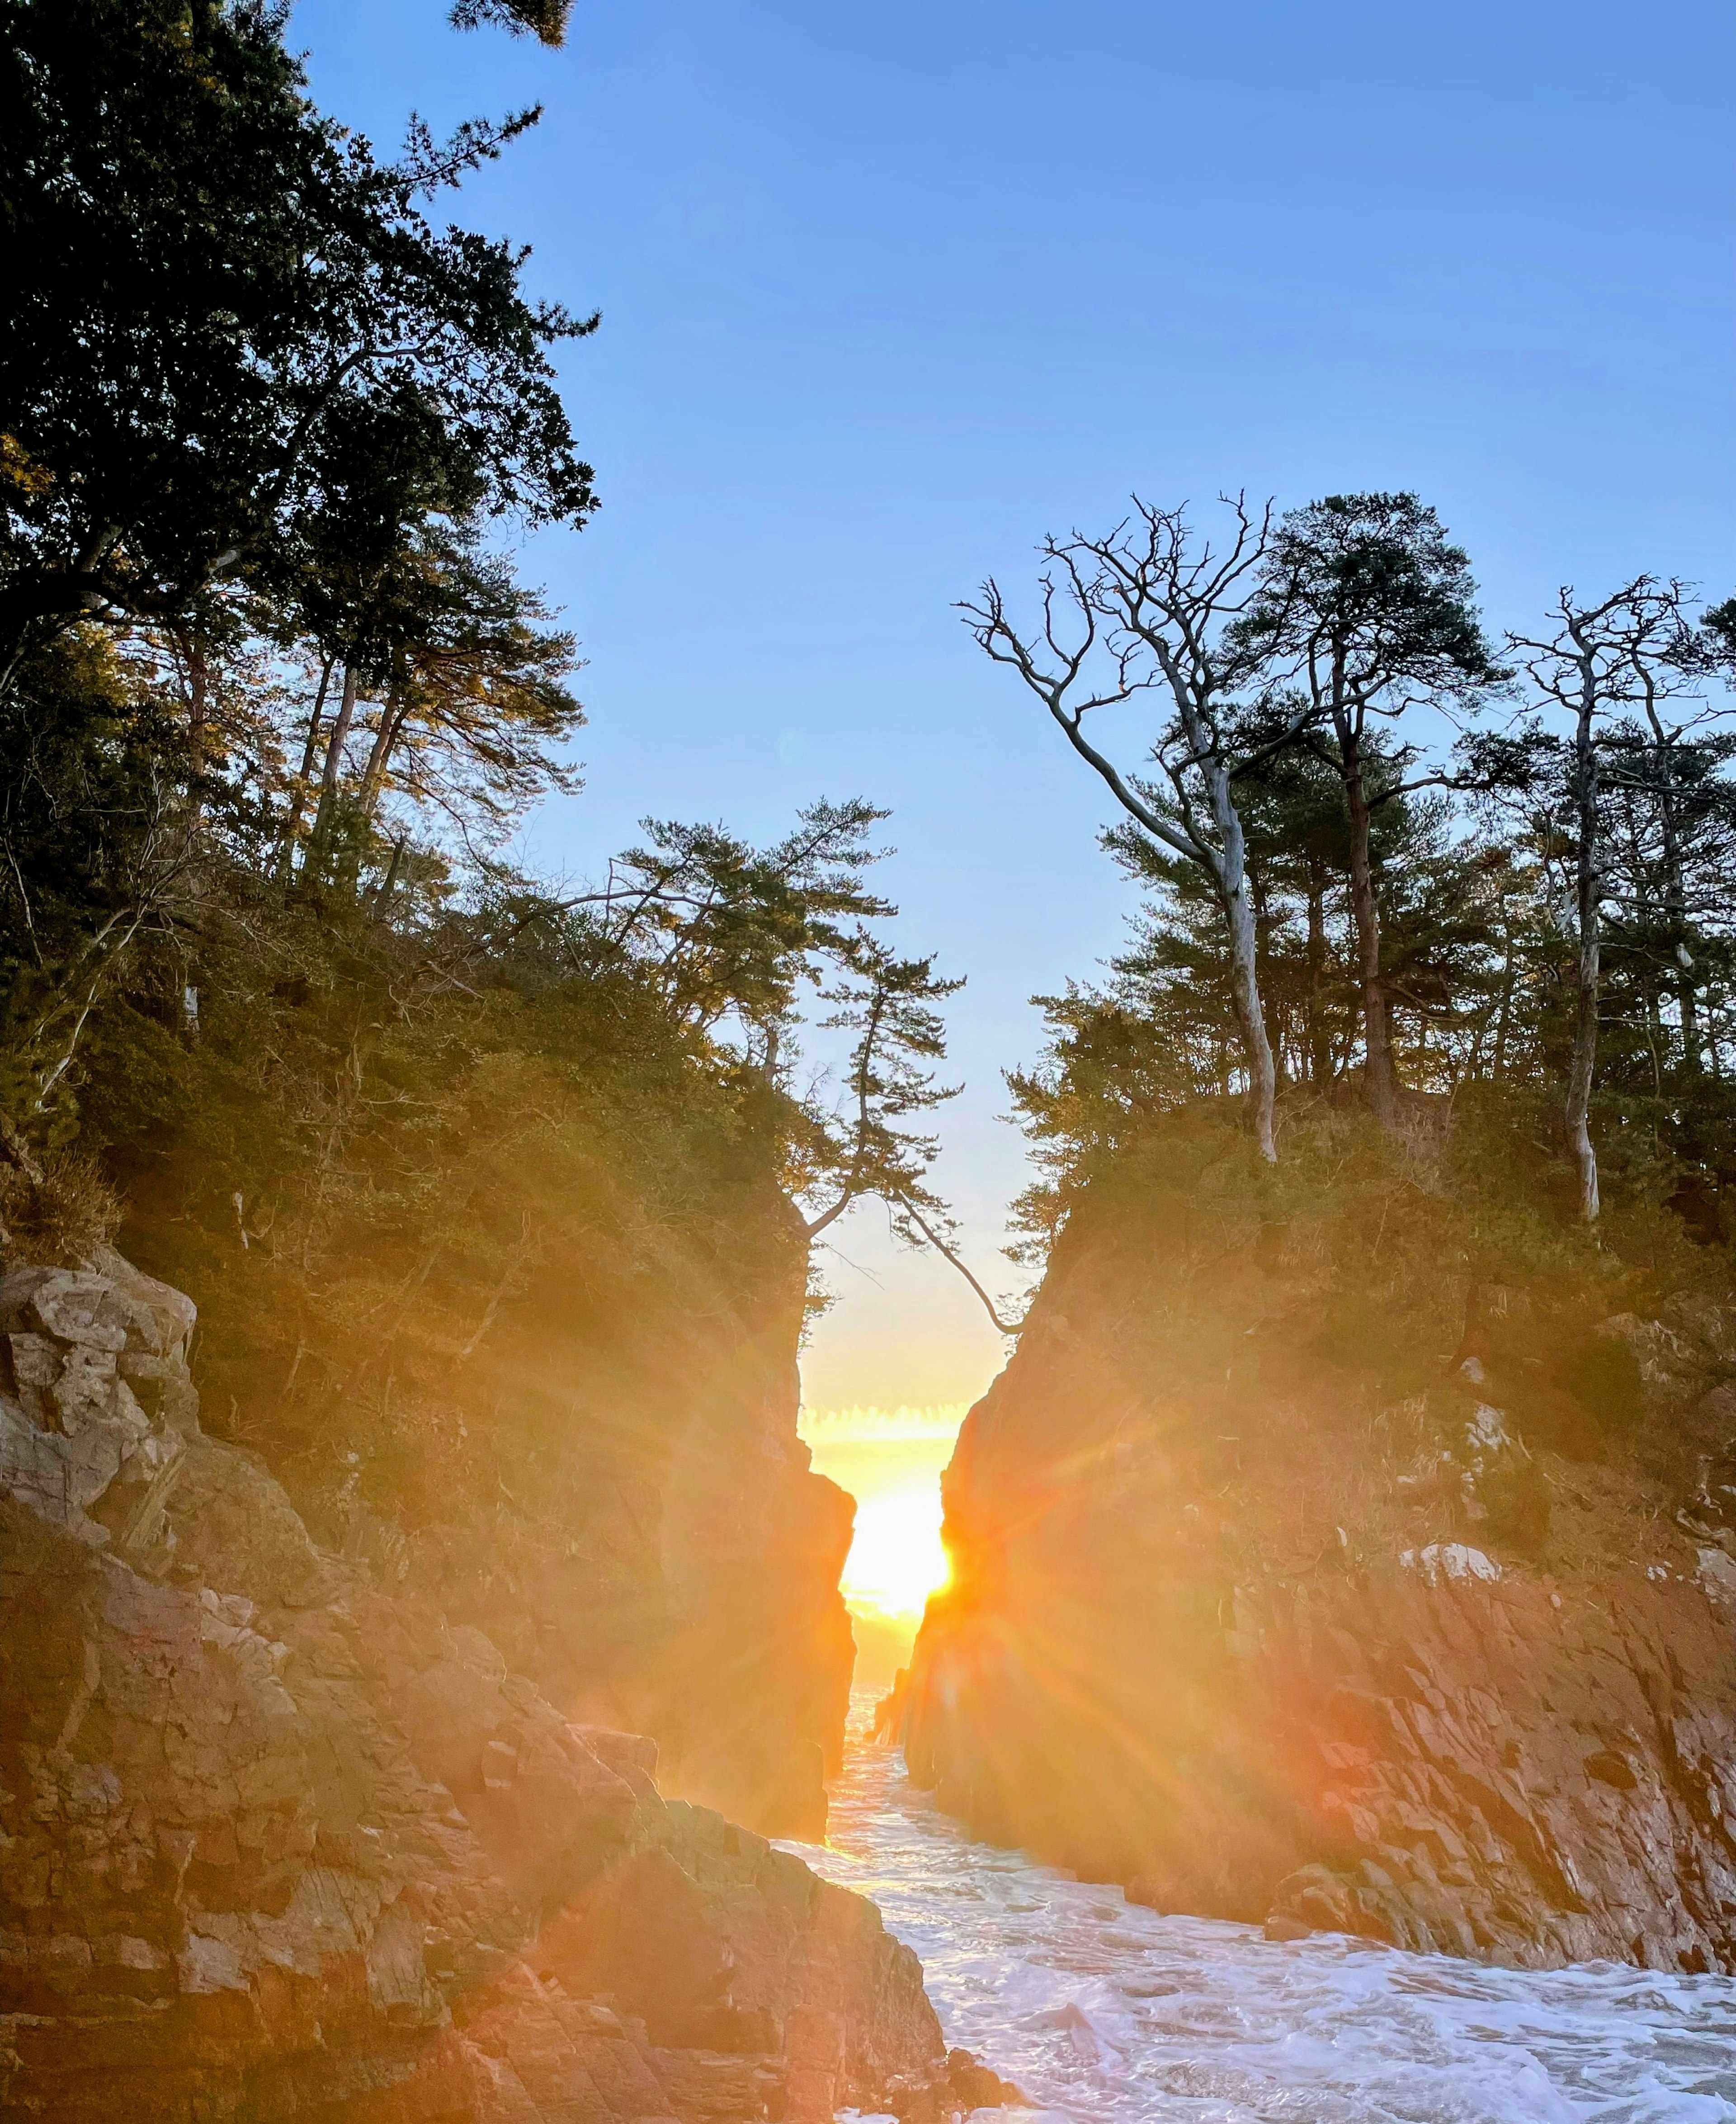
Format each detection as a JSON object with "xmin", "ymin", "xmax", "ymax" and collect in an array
[
  {"xmin": 0, "ymin": 1251, "xmax": 984, "ymax": 2122},
  {"xmin": 902, "ymin": 1532, "xmax": 1736, "ymax": 1968}
]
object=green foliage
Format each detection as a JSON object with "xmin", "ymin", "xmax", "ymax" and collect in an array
[
  {"xmin": 0, "ymin": 629, "xmax": 195, "ymax": 1125},
  {"xmin": 0, "ymin": 602, "xmax": 958, "ymax": 1529},
  {"xmin": 0, "ymin": 1145, "xmax": 120, "ymax": 1267},
  {"xmin": 1020, "ymin": 1088, "xmax": 1736, "ymax": 1591},
  {"xmin": 0, "ymin": 762, "xmax": 949, "ymax": 1537},
  {"xmin": 98, "ymin": 878, "xmax": 796, "ymax": 1514},
  {"xmin": 0, "ymin": 0, "xmax": 594, "ymax": 673},
  {"xmin": 450, "ymin": 0, "xmax": 572, "ymax": 40},
  {"xmin": 1230, "ymin": 491, "xmax": 1505, "ymax": 706},
  {"xmin": 995, "ymin": 528, "xmax": 1736, "ymax": 1249},
  {"xmin": 582, "ymin": 801, "xmax": 897, "ymax": 1041}
]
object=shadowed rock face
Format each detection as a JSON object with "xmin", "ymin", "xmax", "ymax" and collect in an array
[
  {"xmin": 896, "ymin": 1176, "xmax": 1736, "ymax": 1973},
  {"xmin": 291, "ymin": 1264, "xmax": 857, "ymax": 1845},
  {"xmin": 115, "ymin": 1165, "xmax": 859, "ymax": 1845},
  {"xmin": 0, "ymin": 1254, "xmax": 953, "ymax": 2122}
]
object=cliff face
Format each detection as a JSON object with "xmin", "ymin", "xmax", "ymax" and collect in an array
[
  {"xmin": 350, "ymin": 1242, "xmax": 859, "ymax": 1841},
  {"xmin": 0, "ymin": 1252, "xmax": 948, "ymax": 2122},
  {"xmin": 118, "ymin": 1172, "xmax": 856, "ymax": 1843},
  {"xmin": 900, "ymin": 1108, "xmax": 1736, "ymax": 1972}
]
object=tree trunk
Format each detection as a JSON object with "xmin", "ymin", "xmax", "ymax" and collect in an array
[
  {"xmin": 1491, "ymin": 918, "xmax": 1516, "ymax": 1082},
  {"xmin": 1641, "ymin": 695, "xmax": 1700, "ymax": 1077},
  {"xmin": 371, "ymin": 834, "xmax": 407, "ymax": 911},
  {"xmin": 1251, "ymin": 868, "xmax": 1285, "ymax": 1088},
  {"xmin": 1657, "ymin": 793, "xmax": 1699, "ymax": 1077},
  {"xmin": 186, "ymin": 634, "xmax": 208, "ymax": 764},
  {"xmin": 1566, "ymin": 680, "xmax": 1602, "ymax": 1221},
  {"xmin": 275, "ymin": 654, "xmax": 335, "ymax": 875},
  {"xmin": 308, "ymin": 662, "xmax": 358, "ymax": 861},
  {"xmin": 1679, "ymin": 947, "xmax": 1703, "ymax": 1078},
  {"xmin": 1305, "ymin": 853, "xmax": 1330, "ymax": 1087},
  {"xmin": 1208, "ymin": 762, "xmax": 1276, "ymax": 1163},
  {"xmin": 357, "ymin": 689, "xmax": 406, "ymax": 820},
  {"xmin": 1338, "ymin": 718, "xmax": 1398, "ymax": 1125},
  {"xmin": 1225, "ymin": 873, "xmax": 1277, "ymax": 1161},
  {"xmin": 177, "ymin": 624, "xmax": 212, "ymax": 830},
  {"xmin": 339, "ymin": 690, "xmax": 407, "ymax": 900}
]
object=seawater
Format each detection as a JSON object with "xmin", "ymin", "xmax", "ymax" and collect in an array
[{"xmin": 778, "ymin": 1698, "xmax": 1736, "ymax": 2124}]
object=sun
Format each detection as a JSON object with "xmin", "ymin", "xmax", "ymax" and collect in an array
[
  {"xmin": 840, "ymin": 1482, "xmax": 953, "ymax": 1623},
  {"xmin": 800, "ymin": 1405, "xmax": 962, "ymax": 1627}
]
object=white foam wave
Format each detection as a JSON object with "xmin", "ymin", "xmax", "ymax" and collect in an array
[{"xmin": 780, "ymin": 1702, "xmax": 1736, "ymax": 2124}]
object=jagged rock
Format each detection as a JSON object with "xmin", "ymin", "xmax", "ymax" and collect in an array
[
  {"xmin": 1398, "ymin": 1541, "xmax": 1500, "ymax": 1584},
  {"xmin": 945, "ymin": 2047, "xmax": 1028, "ymax": 2109},
  {"xmin": 1698, "ymin": 1546, "xmax": 1736, "ymax": 1602},
  {"xmin": 0, "ymin": 1261, "xmax": 192, "ymax": 1558},
  {"xmin": 1447, "ymin": 1391, "xmax": 1549, "ymax": 1554},
  {"xmin": 0, "ymin": 1251, "xmax": 957, "ymax": 2122},
  {"xmin": 899, "ymin": 1202, "xmax": 1736, "ymax": 1975}
]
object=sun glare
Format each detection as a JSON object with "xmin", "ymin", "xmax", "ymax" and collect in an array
[
  {"xmin": 839, "ymin": 1484, "xmax": 952, "ymax": 1621},
  {"xmin": 800, "ymin": 1405, "xmax": 962, "ymax": 1625}
]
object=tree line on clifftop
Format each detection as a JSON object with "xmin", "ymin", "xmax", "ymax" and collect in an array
[{"xmin": 971, "ymin": 498, "xmax": 1736, "ymax": 1247}]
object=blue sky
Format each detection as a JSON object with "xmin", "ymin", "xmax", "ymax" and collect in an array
[{"xmin": 292, "ymin": 0, "xmax": 1734, "ymax": 1410}]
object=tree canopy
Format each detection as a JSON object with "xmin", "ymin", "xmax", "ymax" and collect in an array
[
  {"xmin": 0, "ymin": 0, "xmax": 594, "ymax": 689},
  {"xmin": 976, "ymin": 494, "xmax": 1736, "ymax": 1241},
  {"xmin": 0, "ymin": 0, "xmax": 965, "ymax": 1376}
]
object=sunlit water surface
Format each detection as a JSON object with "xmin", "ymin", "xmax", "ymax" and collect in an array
[{"xmin": 778, "ymin": 1699, "xmax": 1736, "ymax": 2124}]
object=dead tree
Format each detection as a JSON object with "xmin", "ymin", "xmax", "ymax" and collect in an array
[
  {"xmin": 963, "ymin": 497, "xmax": 1285, "ymax": 1163},
  {"xmin": 1510, "ymin": 579, "xmax": 1692, "ymax": 1220}
]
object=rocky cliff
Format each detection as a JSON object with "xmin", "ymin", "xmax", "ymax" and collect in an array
[
  {"xmin": 108, "ymin": 1050, "xmax": 860, "ymax": 1845},
  {"xmin": 898, "ymin": 1102, "xmax": 1736, "ymax": 1972},
  {"xmin": 335, "ymin": 1248, "xmax": 859, "ymax": 1844},
  {"xmin": 0, "ymin": 1250, "xmax": 965, "ymax": 2122}
]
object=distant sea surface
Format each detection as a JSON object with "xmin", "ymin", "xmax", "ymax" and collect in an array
[{"xmin": 779, "ymin": 1697, "xmax": 1736, "ymax": 2124}]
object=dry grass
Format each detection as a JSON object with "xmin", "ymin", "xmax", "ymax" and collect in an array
[{"xmin": 0, "ymin": 1150, "xmax": 123, "ymax": 1269}]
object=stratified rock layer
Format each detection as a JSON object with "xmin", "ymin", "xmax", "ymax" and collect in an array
[
  {"xmin": 899, "ymin": 1150, "xmax": 1736, "ymax": 1972},
  {"xmin": 0, "ymin": 1255, "xmax": 951, "ymax": 2121}
]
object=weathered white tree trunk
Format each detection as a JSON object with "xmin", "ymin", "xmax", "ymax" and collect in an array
[
  {"xmin": 1202, "ymin": 749, "xmax": 1277, "ymax": 1163},
  {"xmin": 1333, "ymin": 706, "xmax": 1399, "ymax": 1129},
  {"xmin": 1566, "ymin": 667, "xmax": 1602, "ymax": 1222},
  {"xmin": 275, "ymin": 653, "xmax": 335, "ymax": 874},
  {"xmin": 308, "ymin": 662, "xmax": 358, "ymax": 855}
]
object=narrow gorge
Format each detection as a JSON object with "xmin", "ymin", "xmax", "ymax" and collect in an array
[
  {"xmin": 1, "ymin": 5, "xmax": 1731, "ymax": 2117},
  {"xmin": 14, "ymin": 1095, "xmax": 1736, "ymax": 2119}
]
